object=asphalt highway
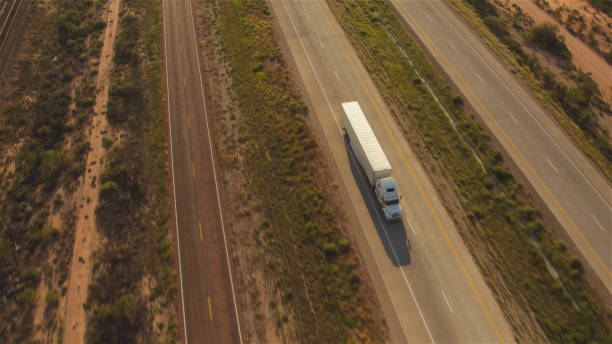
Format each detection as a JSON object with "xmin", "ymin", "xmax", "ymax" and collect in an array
[
  {"xmin": 390, "ymin": 0, "xmax": 611, "ymax": 293},
  {"xmin": 162, "ymin": 1, "xmax": 242, "ymax": 342},
  {"xmin": 269, "ymin": 0, "xmax": 515, "ymax": 342}
]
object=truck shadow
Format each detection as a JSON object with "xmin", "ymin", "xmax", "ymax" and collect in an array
[{"xmin": 344, "ymin": 138, "xmax": 411, "ymax": 267}]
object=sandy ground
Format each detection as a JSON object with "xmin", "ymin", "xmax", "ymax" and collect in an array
[
  {"xmin": 511, "ymin": 0, "xmax": 611, "ymax": 104},
  {"xmin": 31, "ymin": 187, "xmax": 67, "ymax": 343},
  {"xmin": 548, "ymin": 0, "xmax": 611, "ymax": 54},
  {"xmin": 61, "ymin": 0, "xmax": 120, "ymax": 342}
]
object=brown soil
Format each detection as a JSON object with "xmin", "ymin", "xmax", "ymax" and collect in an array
[
  {"xmin": 61, "ymin": 0, "xmax": 120, "ymax": 341},
  {"xmin": 511, "ymin": 0, "xmax": 612, "ymax": 105}
]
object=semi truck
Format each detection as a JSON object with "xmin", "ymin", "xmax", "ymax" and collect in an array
[{"xmin": 341, "ymin": 101, "xmax": 402, "ymax": 221}]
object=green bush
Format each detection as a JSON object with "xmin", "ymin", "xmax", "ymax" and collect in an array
[
  {"xmin": 41, "ymin": 149, "xmax": 70, "ymax": 186},
  {"xmin": 484, "ymin": 16, "xmax": 509, "ymax": 38},
  {"xmin": 323, "ymin": 242, "xmax": 340, "ymax": 258},
  {"xmin": 113, "ymin": 14, "xmax": 140, "ymax": 66},
  {"xmin": 45, "ymin": 290, "xmax": 59, "ymax": 308},
  {"xmin": 16, "ymin": 288, "xmax": 37, "ymax": 306},
  {"xmin": 102, "ymin": 136, "xmax": 113, "ymax": 149},
  {"xmin": 466, "ymin": 0, "xmax": 498, "ymax": 17},
  {"xmin": 525, "ymin": 23, "xmax": 572, "ymax": 60},
  {"xmin": 88, "ymin": 294, "xmax": 143, "ymax": 343}
]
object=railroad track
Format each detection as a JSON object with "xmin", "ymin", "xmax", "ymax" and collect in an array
[{"xmin": 0, "ymin": 0, "xmax": 25, "ymax": 54}]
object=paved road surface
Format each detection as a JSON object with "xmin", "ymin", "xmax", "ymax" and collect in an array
[
  {"xmin": 162, "ymin": 1, "xmax": 242, "ymax": 342},
  {"xmin": 270, "ymin": 0, "xmax": 515, "ymax": 342},
  {"xmin": 390, "ymin": 0, "xmax": 611, "ymax": 294}
]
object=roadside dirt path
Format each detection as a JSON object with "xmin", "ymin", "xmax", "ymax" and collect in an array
[
  {"xmin": 511, "ymin": 0, "xmax": 611, "ymax": 103},
  {"xmin": 61, "ymin": 0, "xmax": 120, "ymax": 341}
]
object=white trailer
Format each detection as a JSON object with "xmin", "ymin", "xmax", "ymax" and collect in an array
[{"xmin": 341, "ymin": 101, "xmax": 401, "ymax": 221}]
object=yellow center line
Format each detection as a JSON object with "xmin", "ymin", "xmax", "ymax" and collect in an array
[
  {"xmin": 184, "ymin": 77, "xmax": 186, "ymax": 86},
  {"xmin": 313, "ymin": 0, "xmax": 505, "ymax": 341},
  {"xmin": 208, "ymin": 296, "xmax": 213, "ymax": 321},
  {"xmin": 180, "ymin": 44, "xmax": 184, "ymax": 53},
  {"xmin": 187, "ymin": 115, "xmax": 191, "ymax": 128},
  {"xmin": 192, "ymin": 161, "xmax": 195, "ymax": 178},
  {"xmin": 394, "ymin": 0, "xmax": 611, "ymax": 280},
  {"xmin": 199, "ymin": 221, "xmax": 203, "ymax": 241}
]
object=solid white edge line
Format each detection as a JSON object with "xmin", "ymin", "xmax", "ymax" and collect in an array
[
  {"xmin": 186, "ymin": 1, "xmax": 244, "ymax": 343},
  {"xmin": 448, "ymin": 41, "xmax": 456, "ymax": 51},
  {"xmin": 161, "ymin": 1, "xmax": 189, "ymax": 342},
  {"xmin": 284, "ymin": 1, "xmax": 435, "ymax": 339},
  {"xmin": 280, "ymin": 0, "xmax": 342, "ymax": 134}
]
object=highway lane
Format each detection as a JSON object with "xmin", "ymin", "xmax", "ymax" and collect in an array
[
  {"xmin": 162, "ymin": 0, "xmax": 241, "ymax": 342},
  {"xmin": 390, "ymin": 0, "xmax": 612, "ymax": 293},
  {"xmin": 270, "ymin": 0, "xmax": 515, "ymax": 342}
]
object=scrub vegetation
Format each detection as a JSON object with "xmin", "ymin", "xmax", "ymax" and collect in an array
[
  {"xmin": 198, "ymin": 0, "xmax": 386, "ymax": 342},
  {"xmin": 533, "ymin": 0, "xmax": 612, "ymax": 60},
  {"xmin": 453, "ymin": 0, "xmax": 612, "ymax": 182},
  {"xmin": 85, "ymin": 0, "xmax": 177, "ymax": 341},
  {"xmin": 587, "ymin": 0, "xmax": 612, "ymax": 16},
  {"xmin": 0, "ymin": 0, "xmax": 105, "ymax": 341},
  {"xmin": 326, "ymin": 0, "xmax": 611, "ymax": 342}
]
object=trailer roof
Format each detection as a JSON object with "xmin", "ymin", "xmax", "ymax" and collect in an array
[{"xmin": 342, "ymin": 101, "xmax": 391, "ymax": 172}]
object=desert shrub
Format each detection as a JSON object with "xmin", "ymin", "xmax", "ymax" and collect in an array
[
  {"xmin": 452, "ymin": 95, "xmax": 465, "ymax": 108},
  {"xmin": 87, "ymin": 294, "xmax": 145, "ymax": 343},
  {"xmin": 605, "ymin": 49, "xmax": 612, "ymax": 64},
  {"xmin": 113, "ymin": 14, "xmax": 140, "ymax": 66},
  {"xmin": 45, "ymin": 290, "xmax": 59, "ymax": 309},
  {"xmin": 40, "ymin": 149, "xmax": 70, "ymax": 186},
  {"xmin": 586, "ymin": 0, "xmax": 611, "ymax": 16},
  {"xmin": 525, "ymin": 22, "xmax": 572, "ymax": 60},
  {"xmin": 106, "ymin": 81, "xmax": 143, "ymax": 124},
  {"xmin": 484, "ymin": 16, "xmax": 509, "ymax": 38},
  {"xmin": 466, "ymin": 0, "xmax": 498, "ymax": 17},
  {"xmin": 16, "ymin": 288, "xmax": 37, "ymax": 306}
]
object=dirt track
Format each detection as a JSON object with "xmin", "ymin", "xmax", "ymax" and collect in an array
[{"xmin": 61, "ymin": 0, "xmax": 119, "ymax": 341}]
